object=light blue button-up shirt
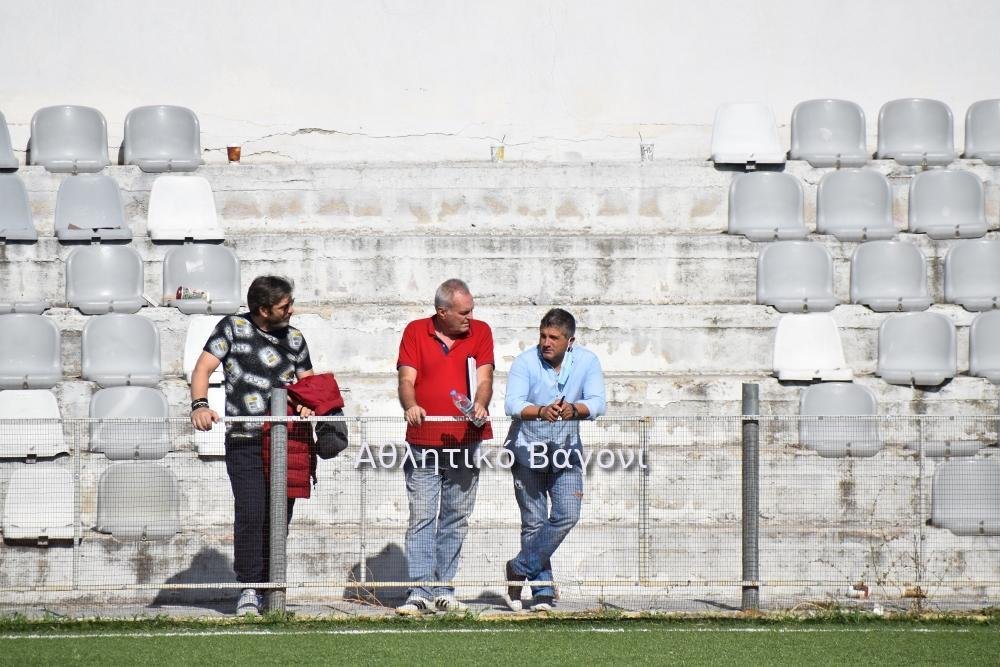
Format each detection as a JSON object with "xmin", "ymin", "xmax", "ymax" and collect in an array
[{"xmin": 504, "ymin": 344, "xmax": 606, "ymax": 466}]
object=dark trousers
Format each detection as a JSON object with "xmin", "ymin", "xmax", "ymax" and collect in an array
[{"xmin": 225, "ymin": 435, "xmax": 295, "ymax": 584}]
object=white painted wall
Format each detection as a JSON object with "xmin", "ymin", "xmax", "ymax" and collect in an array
[{"xmin": 2, "ymin": 0, "xmax": 998, "ymax": 162}]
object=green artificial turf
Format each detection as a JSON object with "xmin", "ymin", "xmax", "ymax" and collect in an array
[{"xmin": 1, "ymin": 616, "xmax": 998, "ymax": 666}]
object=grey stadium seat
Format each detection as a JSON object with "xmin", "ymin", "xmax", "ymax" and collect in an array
[
  {"xmin": 875, "ymin": 98, "xmax": 956, "ymax": 166},
  {"xmin": 66, "ymin": 245, "xmax": 144, "ymax": 314},
  {"xmin": 28, "ymin": 105, "xmax": 111, "ymax": 173},
  {"xmin": 162, "ymin": 245, "xmax": 241, "ymax": 314},
  {"xmin": 969, "ymin": 311, "xmax": 1000, "ymax": 384},
  {"xmin": 2, "ymin": 465, "xmax": 74, "ymax": 543},
  {"xmin": 930, "ymin": 459, "xmax": 1000, "ymax": 536},
  {"xmin": 944, "ymin": 239, "xmax": 1000, "ymax": 311},
  {"xmin": 962, "ymin": 99, "xmax": 1000, "ymax": 165},
  {"xmin": 850, "ymin": 241, "xmax": 932, "ymax": 312},
  {"xmin": 89, "ymin": 386, "xmax": 170, "ymax": 459},
  {"xmin": 54, "ymin": 174, "xmax": 131, "ymax": 243},
  {"xmin": 788, "ymin": 99, "xmax": 868, "ymax": 168},
  {"xmin": 876, "ymin": 312, "xmax": 956, "ymax": 386},
  {"xmin": 0, "ymin": 173, "xmax": 37, "ymax": 242},
  {"xmin": 0, "ymin": 110, "xmax": 18, "ymax": 169},
  {"xmin": 81, "ymin": 314, "xmax": 161, "ymax": 388},
  {"xmin": 123, "ymin": 105, "xmax": 203, "ymax": 172},
  {"xmin": 756, "ymin": 241, "xmax": 837, "ymax": 313},
  {"xmin": 96, "ymin": 462, "xmax": 179, "ymax": 541},
  {"xmin": 728, "ymin": 172, "xmax": 807, "ymax": 242},
  {"xmin": 815, "ymin": 169, "xmax": 895, "ymax": 242},
  {"xmin": 908, "ymin": 169, "xmax": 987, "ymax": 240},
  {"xmin": 799, "ymin": 382, "xmax": 881, "ymax": 458},
  {"xmin": 0, "ymin": 314, "xmax": 61, "ymax": 389}
]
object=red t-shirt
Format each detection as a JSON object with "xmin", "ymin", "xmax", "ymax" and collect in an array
[{"xmin": 397, "ymin": 316, "xmax": 494, "ymax": 446}]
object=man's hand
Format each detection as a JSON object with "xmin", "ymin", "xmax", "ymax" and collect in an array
[
  {"xmin": 404, "ymin": 405, "xmax": 427, "ymax": 426},
  {"xmin": 191, "ymin": 407, "xmax": 221, "ymax": 431},
  {"xmin": 472, "ymin": 402, "xmax": 489, "ymax": 421},
  {"xmin": 553, "ymin": 400, "xmax": 574, "ymax": 421},
  {"xmin": 291, "ymin": 402, "xmax": 315, "ymax": 418}
]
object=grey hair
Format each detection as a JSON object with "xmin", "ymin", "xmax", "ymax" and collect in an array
[{"xmin": 434, "ymin": 278, "xmax": 471, "ymax": 309}]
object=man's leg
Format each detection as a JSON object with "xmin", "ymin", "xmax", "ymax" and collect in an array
[
  {"xmin": 403, "ymin": 446, "xmax": 442, "ymax": 602},
  {"xmin": 224, "ymin": 436, "xmax": 268, "ymax": 584},
  {"xmin": 513, "ymin": 465, "xmax": 583, "ymax": 590},
  {"xmin": 433, "ymin": 446, "xmax": 480, "ymax": 599},
  {"xmin": 510, "ymin": 460, "xmax": 550, "ymax": 598}
]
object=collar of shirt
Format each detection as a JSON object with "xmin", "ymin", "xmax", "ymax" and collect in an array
[
  {"xmin": 426, "ymin": 315, "xmax": 470, "ymax": 355},
  {"xmin": 538, "ymin": 346, "xmax": 575, "ymax": 392}
]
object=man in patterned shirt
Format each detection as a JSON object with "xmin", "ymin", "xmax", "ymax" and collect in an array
[{"xmin": 190, "ymin": 275, "xmax": 313, "ymax": 616}]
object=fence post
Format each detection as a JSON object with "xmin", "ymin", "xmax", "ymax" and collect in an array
[
  {"xmin": 741, "ymin": 383, "xmax": 760, "ymax": 611},
  {"xmin": 72, "ymin": 422, "xmax": 82, "ymax": 592},
  {"xmin": 268, "ymin": 388, "xmax": 288, "ymax": 614},
  {"xmin": 638, "ymin": 417, "xmax": 650, "ymax": 583},
  {"xmin": 358, "ymin": 419, "xmax": 368, "ymax": 585}
]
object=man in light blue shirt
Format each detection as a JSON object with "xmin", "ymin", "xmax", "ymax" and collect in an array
[{"xmin": 502, "ymin": 308, "xmax": 606, "ymax": 612}]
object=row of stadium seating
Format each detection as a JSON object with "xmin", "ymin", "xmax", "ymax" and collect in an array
[
  {"xmin": 7, "ymin": 99, "xmax": 998, "ymax": 173},
  {"xmin": 712, "ymin": 98, "xmax": 1000, "ymax": 167},
  {"xmin": 0, "ymin": 105, "xmax": 202, "ymax": 173},
  {"xmin": 0, "ymin": 172, "xmax": 223, "ymax": 243},
  {"xmin": 728, "ymin": 169, "xmax": 989, "ymax": 241},
  {"xmin": 0, "ymin": 245, "xmax": 241, "ymax": 316},
  {"xmin": 2, "ymin": 462, "xmax": 179, "ymax": 543},
  {"xmin": 757, "ymin": 239, "xmax": 1000, "ymax": 313},
  {"xmin": 772, "ymin": 311, "xmax": 1000, "ymax": 386},
  {"xmin": 797, "ymin": 382, "xmax": 985, "ymax": 458},
  {"xmin": 3, "ymin": 439, "xmax": 996, "ymax": 543}
]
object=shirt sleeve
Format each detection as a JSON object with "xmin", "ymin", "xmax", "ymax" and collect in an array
[
  {"xmin": 578, "ymin": 354, "xmax": 607, "ymax": 419},
  {"xmin": 202, "ymin": 316, "xmax": 233, "ymax": 361},
  {"xmin": 296, "ymin": 339, "xmax": 313, "ymax": 373},
  {"xmin": 473, "ymin": 321, "xmax": 495, "ymax": 368},
  {"xmin": 504, "ymin": 353, "xmax": 532, "ymax": 416},
  {"xmin": 396, "ymin": 321, "xmax": 420, "ymax": 370}
]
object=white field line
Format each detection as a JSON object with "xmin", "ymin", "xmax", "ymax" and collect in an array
[{"xmin": 0, "ymin": 626, "xmax": 976, "ymax": 640}]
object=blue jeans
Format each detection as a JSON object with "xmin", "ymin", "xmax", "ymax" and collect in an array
[
  {"xmin": 404, "ymin": 444, "xmax": 480, "ymax": 600},
  {"xmin": 510, "ymin": 460, "xmax": 583, "ymax": 598}
]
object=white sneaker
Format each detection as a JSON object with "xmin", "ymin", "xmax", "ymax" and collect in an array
[
  {"xmin": 530, "ymin": 595, "xmax": 555, "ymax": 612},
  {"xmin": 433, "ymin": 595, "xmax": 468, "ymax": 613},
  {"xmin": 396, "ymin": 596, "xmax": 433, "ymax": 616},
  {"xmin": 236, "ymin": 588, "xmax": 261, "ymax": 616}
]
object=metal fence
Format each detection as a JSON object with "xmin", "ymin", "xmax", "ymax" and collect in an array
[{"xmin": 0, "ymin": 403, "xmax": 998, "ymax": 617}]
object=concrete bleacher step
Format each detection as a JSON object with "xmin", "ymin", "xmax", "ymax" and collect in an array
[
  {"xmin": 14, "ymin": 161, "xmax": 1000, "ymax": 237},
  {"xmin": 3, "ymin": 232, "xmax": 997, "ymax": 307},
  {"xmin": 48, "ymin": 372, "xmax": 1000, "ymax": 423},
  {"xmin": 41, "ymin": 303, "xmax": 985, "ymax": 376}
]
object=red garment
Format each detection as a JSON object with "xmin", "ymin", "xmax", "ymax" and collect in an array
[
  {"xmin": 396, "ymin": 316, "xmax": 494, "ymax": 446},
  {"xmin": 262, "ymin": 373, "xmax": 346, "ymax": 499}
]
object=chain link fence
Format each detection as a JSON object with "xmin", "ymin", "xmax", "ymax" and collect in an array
[{"xmin": 0, "ymin": 410, "xmax": 997, "ymax": 616}]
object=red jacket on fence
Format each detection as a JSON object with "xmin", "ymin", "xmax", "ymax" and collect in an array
[{"xmin": 262, "ymin": 373, "xmax": 346, "ymax": 499}]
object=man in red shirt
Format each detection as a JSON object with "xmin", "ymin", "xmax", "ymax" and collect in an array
[{"xmin": 395, "ymin": 278, "xmax": 494, "ymax": 614}]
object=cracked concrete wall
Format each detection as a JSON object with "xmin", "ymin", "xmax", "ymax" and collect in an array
[{"xmin": 2, "ymin": 1, "xmax": 1000, "ymax": 163}]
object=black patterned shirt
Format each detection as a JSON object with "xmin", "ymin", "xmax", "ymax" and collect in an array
[{"xmin": 203, "ymin": 313, "xmax": 312, "ymax": 434}]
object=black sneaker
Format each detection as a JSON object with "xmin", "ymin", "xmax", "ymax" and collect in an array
[
  {"xmin": 504, "ymin": 560, "xmax": 526, "ymax": 611},
  {"xmin": 531, "ymin": 595, "xmax": 555, "ymax": 612}
]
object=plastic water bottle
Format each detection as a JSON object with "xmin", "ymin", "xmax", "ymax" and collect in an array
[{"xmin": 450, "ymin": 389, "xmax": 486, "ymax": 427}]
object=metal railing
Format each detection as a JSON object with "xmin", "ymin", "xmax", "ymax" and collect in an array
[{"xmin": 0, "ymin": 388, "xmax": 998, "ymax": 615}]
